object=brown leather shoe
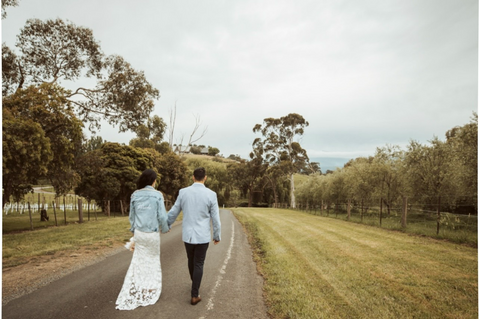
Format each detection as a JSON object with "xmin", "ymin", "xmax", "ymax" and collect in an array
[{"xmin": 191, "ymin": 296, "xmax": 202, "ymax": 305}]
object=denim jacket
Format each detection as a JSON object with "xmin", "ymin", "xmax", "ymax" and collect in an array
[{"xmin": 129, "ymin": 186, "xmax": 169, "ymax": 234}]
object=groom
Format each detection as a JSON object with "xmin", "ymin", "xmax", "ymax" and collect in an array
[{"xmin": 167, "ymin": 167, "xmax": 221, "ymax": 305}]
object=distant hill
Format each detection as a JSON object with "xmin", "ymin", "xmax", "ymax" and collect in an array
[{"xmin": 309, "ymin": 157, "xmax": 351, "ymax": 172}]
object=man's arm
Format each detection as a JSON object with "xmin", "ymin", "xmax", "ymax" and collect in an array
[
  {"xmin": 167, "ymin": 191, "xmax": 182, "ymax": 228},
  {"xmin": 210, "ymin": 193, "xmax": 221, "ymax": 243}
]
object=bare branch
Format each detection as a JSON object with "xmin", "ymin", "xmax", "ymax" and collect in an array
[
  {"xmin": 187, "ymin": 113, "xmax": 208, "ymax": 146},
  {"xmin": 168, "ymin": 102, "xmax": 177, "ymax": 148}
]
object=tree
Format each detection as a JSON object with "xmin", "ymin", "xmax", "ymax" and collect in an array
[
  {"xmin": 129, "ymin": 115, "xmax": 169, "ymax": 153},
  {"xmin": 228, "ymin": 155, "xmax": 267, "ymax": 207},
  {"xmin": 445, "ymin": 112, "xmax": 477, "ymax": 208},
  {"xmin": 208, "ymin": 147, "xmax": 220, "ymax": 156},
  {"xmin": 372, "ymin": 145, "xmax": 405, "ymax": 216},
  {"xmin": 404, "ymin": 138, "xmax": 453, "ymax": 209},
  {"xmin": 2, "ymin": 107, "xmax": 52, "ymax": 203},
  {"xmin": 1, "ymin": 0, "xmax": 18, "ymax": 19},
  {"xmin": 168, "ymin": 103, "xmax": 208, "ymax": 150},
  {"xmin": 343, "ymin": 157, "xmax": 378, "ymax": 220},
  {"xmin": 75, "ymin": 143, "xmax": 156, "ymax": 214},
  {"xmin": 83, "ymin": 136, "xmax": 104, "ymax": 153},
  {"xmin": 253, "ymin": 113, "xmax": 310, "ymax": 208},
  {"xmin": 3, "ymin": 83, "xmax": 84, "ymax": 197},
  {"xmin": 4, "ymin": 18, "xmax": 159, "ymax": 133},
  {"xmin": 147, "ymin": 149, "xmax": 190, "ymax": 204}
]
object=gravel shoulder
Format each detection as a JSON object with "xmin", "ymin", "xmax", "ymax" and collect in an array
[{"xmin": 2, "ymin": 244, "xmax": 125, "ymax": 305}]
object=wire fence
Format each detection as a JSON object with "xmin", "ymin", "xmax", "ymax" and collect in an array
[{"xmin": 294, "ymin": 202, "xmax": 477, "ymax": 246}]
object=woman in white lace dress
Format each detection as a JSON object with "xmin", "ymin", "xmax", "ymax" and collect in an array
[{"xmin": 116, "ymin": 169, "xmax": 170, "ymax": 310}]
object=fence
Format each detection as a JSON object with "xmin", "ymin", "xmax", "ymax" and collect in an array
[{"xmin": 295, "ymin": 200, "xmax": 477, "ymax": 245}]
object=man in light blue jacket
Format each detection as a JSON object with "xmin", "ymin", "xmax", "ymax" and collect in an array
[{"xmin": 167, "ymin": 167, "xmax": 221, "ymax": 306}]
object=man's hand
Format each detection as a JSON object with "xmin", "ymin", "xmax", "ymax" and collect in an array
[{"xmin": 214, "ymin": 240, "xmax": 220, "ymax": 245}]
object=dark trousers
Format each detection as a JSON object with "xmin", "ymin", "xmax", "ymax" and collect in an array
[{"xmin": 184, "ymin": 242, "xmax": 209, "ymax": 297}]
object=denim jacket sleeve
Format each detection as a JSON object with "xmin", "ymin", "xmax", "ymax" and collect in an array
[
  {"xmin": 129, "ymin": 195, "xmax": 136, "ymax": 233},
  {"xmin": 157, "ymin": 193, "xmax": 170, "ymax": 233}
]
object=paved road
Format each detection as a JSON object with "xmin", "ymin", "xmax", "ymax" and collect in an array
[{"xmin": 3, "ymin": 210, "xmax": 267, "ymax": 319}]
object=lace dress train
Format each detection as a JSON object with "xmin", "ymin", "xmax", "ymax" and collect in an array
[{"xmin": 116, "ymin": 230, "xmax": 162, "ymax": 310}]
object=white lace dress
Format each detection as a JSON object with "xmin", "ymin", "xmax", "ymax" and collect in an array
[{"xmin": 115, "ymin": 230, "xmax": 162, "ymax": 310}]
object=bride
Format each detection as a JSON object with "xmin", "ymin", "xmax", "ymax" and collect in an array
[{"xmin": 116, "ymin": 169, "xmax": 170, "ymax": 310}]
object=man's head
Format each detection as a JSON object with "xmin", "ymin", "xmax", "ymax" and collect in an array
[{"xmin": 193, "ymin": 167, "xmax": 206, "ymax": 182}]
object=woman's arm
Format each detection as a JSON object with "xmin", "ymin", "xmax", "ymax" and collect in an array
[
  {"xmin": 129, "ymin": 195, "xmax": 136, "ymax": 233},
  {"xmin": 157, "ymin": 194, "xmax": 170, "ymax": 233}
]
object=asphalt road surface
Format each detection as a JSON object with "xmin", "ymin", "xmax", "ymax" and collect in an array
[{"xmin": 3, "ymin": 209, "xmax": 267, "ymax": 319}]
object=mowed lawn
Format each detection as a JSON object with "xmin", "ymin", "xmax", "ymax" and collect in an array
[{"xmin": 232, "ymin": 208, "xmax": 478, "ymax": 319}]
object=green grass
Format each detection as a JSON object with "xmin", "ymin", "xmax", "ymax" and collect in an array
[
  {"xmin": 2, "ymin": 215, "xmax": 131, "ymax": 268},
  {"xmin": 233, "ymin": 208, "xmax": 478, "ymax": 319},
  {"xmin": 3, "ymin": 207, "xmax": 118, "ymax": 233},
  {"xmin": 301, "ymin": 208, "xmax": 478, "ymax": 247},
  {"xmin": 2, "ymin": 207, "xmax": 182, "ymax": 268}
]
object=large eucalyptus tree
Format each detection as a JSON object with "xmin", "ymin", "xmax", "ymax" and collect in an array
[{"xmin": 253, "ymin": 113, "xmax": 310, "ymax": 208}]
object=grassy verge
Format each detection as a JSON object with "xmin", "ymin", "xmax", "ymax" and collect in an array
[
  {"xmin": 2, "ymin": 216, "xmax": 131, "ymax": 268},
  {"xmin": 301, "ymin": 208, "xmax": 477, "ymax": 247},
  {"xmin": 233, "ymin": 208, "xmax": 478, "ymax": 319}
]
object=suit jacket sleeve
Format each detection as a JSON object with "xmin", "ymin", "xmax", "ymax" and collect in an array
[
  {"xmin": 167, "ymin": 191, "xmax": 182, "ymax": 227},
  {"xmin": 210, "ymin": 192, "xmax": 221, "ymax": 241}
]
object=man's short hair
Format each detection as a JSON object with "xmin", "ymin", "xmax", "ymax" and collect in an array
[{"xmin": 193, "ymin": 167, "xmax": 206, "ymax": 181}]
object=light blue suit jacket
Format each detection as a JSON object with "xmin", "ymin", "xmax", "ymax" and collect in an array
[{"xmin": 167, "ymin": 183, "xmax": 221, "ymax": 244}]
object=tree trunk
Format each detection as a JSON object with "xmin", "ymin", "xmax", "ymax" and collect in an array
[
  {"xmin": 401, "ymin": 196, "xmax": 408, "ymax": 228},
  {"xmin": 383, "ymin": 198, "xmax": 391, "ymax": 216},
  {"xmin": 52, "ymin": 201, "xmax": 58, "ymax": 226},
  {"xmin": 436, "ymin": 195, "xmax": 441, "ymax": 235},
  {"xmin": 78, "ymin": 198, "xmax": 83, "ymax": 223},
  {"xmin": 361, "ymin": 198, "xmax": 364, "ymax": 222},
  {"xmin": 379, "ymin": 197, "xmax": 383, "ymax": 226},
  {"xmin": 28, "ymin": 202, "xmax": 34, "ymax": 231},
  {"xmin": 248, "ymin": 187, "xmax": 253, "ymax": 207},
  {"xmin": 120, "ymin": 200, "xmax": 125, "ymax": 216},
  {"xmin": 289, "ymin": 173, "xmax": 296, "ymax": 208},
  {"xmin": 347, "ymin": 199, "xmax": 351, "ymax": 221}
]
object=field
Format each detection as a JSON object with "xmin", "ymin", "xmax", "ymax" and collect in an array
[
  {"xmin": 2, "ymin": 213, "xmax": 131, "ymax": 268},
  {"xmin": 299, "ymin": 206, "xmax": 478, "ymax": 247},
  {"xmin": 233, "ymin": 208, "xmax": 478, "ymax": 319}
]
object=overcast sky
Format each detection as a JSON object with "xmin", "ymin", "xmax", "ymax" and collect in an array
[{"xmin": 2, "ymin": 0, "xmax": 478, "ymax": 166}]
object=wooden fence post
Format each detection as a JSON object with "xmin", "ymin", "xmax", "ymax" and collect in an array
[
  {"xmin": 88, "ymin": 200, "xmax": 90, "ymax": 221},
  {"xmin": 63, "ymin": 196, "xmax": 67, "ymax": 225},
  {"xmin": 361, "ymin": 199, "xmax": 364, "ymax": 222},
  {"xmin": 436, "ymin": 195, "xmax": 441, "ymax": 235},
  {"xmin": 28, "ymin": 202, "xmax": 33, "ymax": 231},
  {"xmin": 78, "ymin": 198, "xmax": 83, "ymax": 223},
  {"xmin": 347, "ymin": 199, "xmax": 351, "ymax": 221},
  {"xmin": 401, "ymin": 196, "xmax": 408, "ymax": 228},
  {"xmin": 52, "ymin": 201, "xmax": 58, "ymax": 226},
  {"xmin": 379, "ymin": 197, "xmax": 383, "ymax": 227}
]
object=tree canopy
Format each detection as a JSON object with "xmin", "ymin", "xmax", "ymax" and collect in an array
[
  {"xmin": 3, "ymin": 18, "xmax": 159, "ymax": 133},
  {"xmin": 252, "ymin": 113, "xmax": 311, "ymax": 208}
]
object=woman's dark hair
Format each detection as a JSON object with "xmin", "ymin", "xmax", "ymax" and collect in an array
[
  {"xmin": 193, "ymin": 167, "xmax": 206, "ymax": 181},
  {"xmin": 137, "ymin": 169, "xmax": 157, "ymax": 189}
]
